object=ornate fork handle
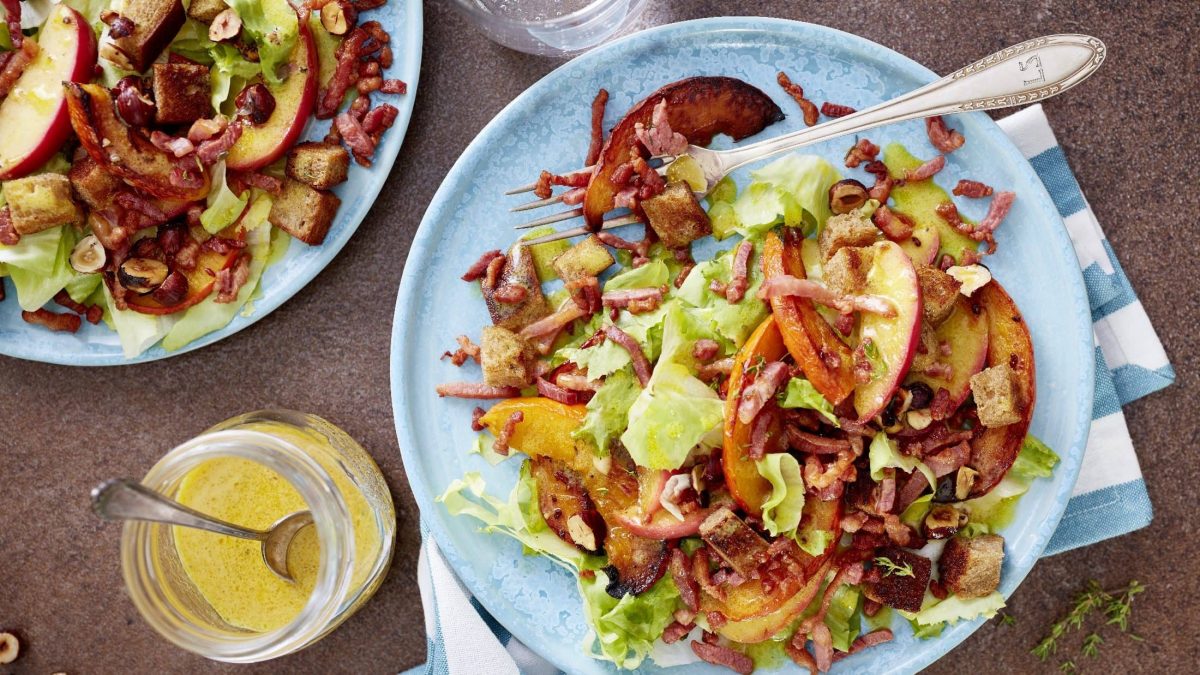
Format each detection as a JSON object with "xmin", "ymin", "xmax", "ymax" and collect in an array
[{"xmin": 712, "ymin": 34, "xmax": 1105, "ymax": 178}]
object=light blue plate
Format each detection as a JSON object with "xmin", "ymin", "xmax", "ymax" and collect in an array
[
  {"xmin": 391, "ymin": 17, "xmax": 1092, "ymax": 674},
  {"xmin": 0, "ymin": 0, "xmax": 423, "ymax": 366}
]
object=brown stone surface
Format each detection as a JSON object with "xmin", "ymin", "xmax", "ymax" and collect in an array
[{"xmin": 2, "ymin": 1, "xmax": 1197, "ymax": 672}]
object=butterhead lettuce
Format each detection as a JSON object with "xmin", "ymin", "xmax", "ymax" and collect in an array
[{"xmin": 757, "ymin": 452, "xmax": 806, "ymax": 538}]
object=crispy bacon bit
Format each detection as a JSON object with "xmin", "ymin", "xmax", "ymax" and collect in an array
[
  {"xmin": 976, "ymin": 191, "xmax": 1016, "ymax": 240},
  {"xmin": 188, "ymin": 116, "xmax": 229, "ymax": 143},
  {"xmin": 379, "ymin": 78, "xmax": 406, "ymax": 95},
  {"xmin": 175, "ymin": 236, "xmax": 201, "ymax": 272},
  {"xmin": 22, "ymin": 308, "xmax": 82, "ymax": 333},
  {"xmin": 777, "ymin": 71, "xmax": 818, "ymax": 126},
  {"xmin": 115, "ymin": 192, "xmax": 169, "ymax": 222},
  {"xmin": 1, "ymin": 0, "xmax": 22, "ymax": 49},
  {"xmin": 235, "ymin": 171, "xmax": 283, "ymax": 195},
  {"xmin": 877, "ymin": 471, "xmax": 897, "ymax": 513},
  {"xmin": 53, "ymin": 290, "xmax": 88, "ymax": 315},
  {"xmin": 662, "ymin": 620, "xmax": 694, "ymax": 645},
  {"xmin": 872, "ymin": 205, "xmax": 914, "ymax": 242},
  {"xmin": 196, "ymin": 121, "xmax": 244, "ymax": 165},
  {"xmin": 493, "ymin": 284, "xmax": 528, "ymax": 304},
  {"xmin": 470, "ymin": 406, "xmax": 487, "ymax": 431},
  {"xmin": 832, "ymin": 629, "xmax": 894, "ymax": 661},
  {"xmin": 805, "ymin": 450, "xmax": 856, "ymax": 491},
  {"xmin": 85, "ymin": 304, "xmax": 103, "ymax": 324},
  {"xmin": 692, "ymin": 547, "xmax": 724, "ymax": 601},
  {"xmin": 534, "ymin": 376, "xmax": 588, "ymax": 405},
  {"xmin": 462, "ymin": 250, "xmax": 503, "ymax": 281},
  {"xmin": 631, "ymin": 155, "xmax": 665, "ymax": 200},
  {"xmin": 787, "ymin": 429, "xmax": 852, "ymax": 455},
  {"xmin": 482, "ymin": 254, "xmax": 506, "ymax": 291},
  {"xmin": 491, "ymin": 410, "xmax": 524, "ymax": 456},
  {"xmin": 534, "ymin": 168, "xmax": 593, "ymax": 200},
  {"xmin": 905, "ymin": 154, "xmax": 946, "ymax": 182},
  {"xmin": 520, "ymin": 303, "xmax": 589, "ymax": 341},
  {"xmin": 883, "ymin": 513, "xmax": 920, "ymax": 547},
  {"xmin": 435, "ymin": 382, "xmax": 521, "ymax": 399},
  {"xmin": 0, "ymin": 40, "xmax": 36, "ymax": 99},
  {"xmin": 697, "ymin": 357, "xmax": 735, "ymax": 383},
  {"xmin": 748, "ymin": 407, "xmax": 778, "ymax": 460},
  {"xmin": 0, "ymin": 207, "xmax": 19, "ymax": 245},
  {"xmin": 670, "ymin": 549, "xmax": 700, "ymax": 612},
  {"xmin": 690, "ymin": 641, "xmax": 753, "ymax": 675},
  {"xmin": 930, "ymin": 578, "xmax": 949, "ymax": 600},
  {"xmin": 810, "ymin": 623, "xmax": 834, "ymax": 672},
  {"xmin": 563, "ymin": 275, "xmax": 600, "ymax": 314},
  {"xmin": 150, "ymin": 131, "xmax": 196, "ymax": 158},
  {"xmin": 561, "ymin": 187, "xmax": 587, "ymax": 206},
  {"xmin": 724, "ymin": 240, "xmax": 753, "ymax": 303},
  {"xmin": 821, "ymin": 102, "xmax": 856, "ymax": 118},
  {"xmin": 844, "ymin": 138, "xmax": 879, "ymax": 168},
  {"xmin": 361, "ymin": 103, "xmax": 399, "ymax": 137},
  {"xmin": 953, "ymin": 179, "xmax": 994, "ymax": 198},
  {"xmin": 759, "ymin": 275, "xmax": 895, "ymax": 316},
  {"xmin": 214, "ymin": 253, "xmax": 251, "ymax": 303},
  {"xmin": 319, "ymin": 27, "xmax": 369, "ymax": 119},
  {"xmin": 800, "ymin": 563, "xmax": 865, "ymax": 638},
  {"xmin": 442, "ymin": 335, "xmax": 481, "ymax": 366},
  {"xmin": 737, "ymin": 361, "xmax": 790, "ymax": 424},
  {"xmin": 597, "ymin": 232, "xmax": 638, "ymax": 252},
  {"xmin": 926, "ymin": 115, "xmax": 965, "ymax": 153},
  {"xmin": 603, "ymin": 325, "xmax": 652, "ymax": 387},
  {"xmin": 335, "ymin": 112, "xmax": 377, "ymax": 166},
  {"xmin": 635, "ymin": 99, "xmax": 688, "ymax": 156},
  {"xmin": 357, "ymin": 76, "xmax": 383, "ymax": 95},
  {"xmin": 692, "ymin": 338, "xmax": 720, "ymax": 362},
  {"xmin": 785, "ymin": 641, "xmax": 819, "ymax": 672},
  {"xmin": 601, "ymin": 287, "xmax": 663, "ymax": 312},
  {"xmin": 585, "ymin": 88, "xmax": 609, "ymax": 166},
  {"xmin": 201, "ymin": 236, "xmax": 247, "ymax": 254},
  {"xmin": 863, "ymin": 160, "xmax": 894, "ymax": 202}
]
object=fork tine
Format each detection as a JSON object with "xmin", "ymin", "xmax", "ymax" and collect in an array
[
  {"xmin": 519, "ymin": 214, "xmax": 641, "ymax": 246},
  {"xmin": 514, "ymin": 207, "xmax": 584, "ymax": 230},
  {"xmin": 510, "ymin": 193, "xmax": 565, "ymax": 212}
]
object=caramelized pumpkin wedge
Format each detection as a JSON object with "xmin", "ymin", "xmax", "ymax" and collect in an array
[
  {"xmin": 967, "ymin": 280, "xmax": 1036, "ymax": 496},
  {"xmin": 583, "ymin": 76, "xmax": 784, "ymax": 229},
  {"xmin": 722, "ymin": 315, "xmax": 787, "ymax": 516},
  {"xmin": 761, "ymin": 229, "xmax": 856, "ymax": 404},
  {"xmin": 478, "ymin": 397, "xmax": 585, "ymax": 464},
  {"xmin": 64, "ymin": 83, "xmax": 210, "ymax": 201},
  {"xmin": 717, "ymin": 557, "xmax": 833, "ymax": 643},
  {"xmin": 529, "ymin": 457, "xmax": 605, "ymax": 554}
]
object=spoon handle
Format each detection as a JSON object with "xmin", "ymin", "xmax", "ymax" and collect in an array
[{"xmin": 92, "ymin": 478, "xmax": 266, "ymax": 541}]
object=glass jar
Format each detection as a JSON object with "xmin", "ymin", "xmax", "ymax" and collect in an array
[
  {"xmin": 449, "ymin": 0, "xmax": 650, "ymax": 56},
  {"xmin": 120, "ymin": 410, "xmax": 395, "ymax": 662}
]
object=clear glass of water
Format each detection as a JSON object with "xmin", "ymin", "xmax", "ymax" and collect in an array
[{"xmin": 450, "ymin": 0, "xmax": 650, "ymax": 56}]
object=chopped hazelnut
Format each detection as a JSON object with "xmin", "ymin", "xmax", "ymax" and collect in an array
[{"xmin": 208, "ymin": 8, "xmax": 242, "ymax": 41}]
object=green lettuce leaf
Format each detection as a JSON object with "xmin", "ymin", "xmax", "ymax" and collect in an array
[
  {"xmin": 605, "ymin": 258, "xmax": 670, "ymax": 290},
  {"xmin": 756, "ymin": 452, "xmax": 806, "ymax": 538},
  {"xmin": 913, "ymin": 591, "xmax": 1006, "ymax": 627},
  {"xmin": 1011, "ymin": 434, "xmax": 1059, "ymax": 480},
  {"xmin": 675, "ymin": 245, "xmax": 768, "ymax": 346},
  {"xmin": 63, "ymin": 0, "xmax": 113, "ymax": 27},
  {"xmin": 777, "ymin": 377, "xmax": 838, "ymax": 425},
  {"xmin": 5, "ymin": 226, "xmax": 77, "ymax": 311},
  {"xmin": 210, "ymin": 43, "xmax": 263, "ymax": 113},
  {"xmin": 824, "ymin": 584, "xmax": 862, "ymax": 652},
  {"xmin": 574, "ymin": 369, "xmax": 640, "ymax": 454},
  {"xmin": 729, "ymin": 154, "xmax": 841, "ymax": 238},
  {"xmin": 200, "ymin": 161, "xmax": 249, "ymax": 234},
  {"xmin": 0, "ymin": 225, "xmax": 63, "ymax": 276},
  {"xmin": 226, "ymin": 0, "xmax": 298, "ymax": 85},
  {"xmin": 102, "ymin": 284, "xmax": 176, "ymax": 357},
  {"xmin": 900, "ymin": 493, "xmax": 933, "ymax": 529},
  {"xmin": 797, "ymin": 526, "xmax": 834, "ymax": 557},
  {"xmin": 560, "ymin": 340, "xmax": 631, "ymax": 381},
  {"xmin": 621, "ymin": 361, "xmax": 723, "ymax": 470},
  {"xmin": 869, "ymin": 432, "xmax": 937, "ymax": 489},
  {"xmin": 959, "ymin": 475, "xmax": 1028, "ymax": 536},
  {"xmin": 64, "ymin": 271, "xmax": 101, "ymax": 304},
  {"xmin": 580, "ymin": 572, "xmax": 681, "ymax": 669}
]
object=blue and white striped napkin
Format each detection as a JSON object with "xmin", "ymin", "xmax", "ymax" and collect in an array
[{"xmin": 408, "ymin": 103, "xmax": 1175, "ymax": 673}]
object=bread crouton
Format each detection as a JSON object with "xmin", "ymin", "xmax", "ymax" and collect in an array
[
  {"xmin": 970, "ymin": 364, "xmax": 1022, "ymax": 427},
  {"xmin": 863, "ymin": 547, "xmax": 932, "ymax": 613},
  {"xmin": 152, "ymin": 63, "xmax": 212, "ymax": 125},
  {"xmin": 3, "ymin": 174, "xmax": 83, "ymax": 234},
  {"xmin": 68, "ymin": 153, "xmax": 122, "ymax": 210},
  {"xmin": 818, "ymin": 212, "xmax": 878, "ymax": 261},
  {"xmin": 101, "ymin": 0, "xmax": 186, "ymax": 72},
  {"xmin": 917, "ymin": 265, "xmax": 962, "ymax": 327},
  {"xmin": 187, "ymin": 0, "xmax": 227, "ymax": 22},
  {"xmin": 640, "ymin": 181, "xmax": 712, "ymax": 249},
  {"xmin": 483, "ymin": 246, "xmax": 551, "ymax": 332},
  {"xmin": 823, "ymin": 245, "xmax": 874, "ymax": 296},
  {"xmin": 285, "ymin": 142, "xmax": 351, "ymax": 190},
  {"xmin": 268, "ymin": 179, "xmax": 341, "ymax": 245},
  {"xmin": 480, "ymin": 326, "xmax": 533, "ymax": 388},
  {"xmin": 699, "ymin": 507, "xmax": 771, "ymax": 577},
  {"xmin": 939, "ymin": 534, "xmax": 1004, "ymax": 598},
  {"xmin": 552, "ymin": 235, "xmax": 614, "ymax": 281}
]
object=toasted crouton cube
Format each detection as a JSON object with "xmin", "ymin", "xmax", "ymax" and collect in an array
[
  {"xmin": 699, "ymin": 507, "xmax": 771, "ymax": 577},
  {"xmin": 187, "ymin": 0, "xmax": 227, "ymax": 22},
  {"xmin": 641, "ymin": 181, "xmax": 712, "ymax": 249},
  {"xmin": 152, "ymin": 63, "xmax": 212, "ymax": 125},
  {"xmin": 268, "ymin": 179, "xmax": 341, "ymax": 245},
  {"xmin": 552, "ymin": 235, "xmax": 614, "ymax": 281},
  {"xmin": 939, "ymin": 534, "xmax": 1004, "ymax": 598},
  {"xmin": 480, "ymin": 326, "xmax": 533, "ymax": 388},
  {"xmin": 286, "ymin": 142, "xmax": 351, "ymax": 189},
  {"xmin": 917, "ymin": 265, "xmax": 962, "ymax": 327},
  {"xmin": 3, "ymin": 174, "xmax": 83, "ymax": 234},
  {"xmin": 68, "ymin": 153, "xmax": 122, "ymax": 210},
  {"xmin": 823, "ymin": 245, "xmax": 874, "ymax": 296},
  {"xmin": 970, "ymin": 364, "xmax": 1022, "ymax": 427},
  {"xmin": 101, "ymin": 0, "xmax": 186, "ymax": 72},
  {"xmin": 818, "ymin": 212, "xmax": 878, "ymax": 261},
  {"xmin": 863, "ymin": 547, "xmax": 932, "ymax": 612},
  {"xmin": 483, "ymin": 245, "xmax": 551, "ymax": 332}
]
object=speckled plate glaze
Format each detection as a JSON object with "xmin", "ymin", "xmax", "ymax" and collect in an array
[
  {"xmin": 391, "ymin": 17, "xmax": 1092, "ymax": 674},
  {"xmin": 0, "ymin": 0, "xmax": 422, "ymax": 366}
]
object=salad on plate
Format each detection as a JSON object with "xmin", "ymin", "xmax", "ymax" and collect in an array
[
  {"xmin": 0, "ymin": 0, "xmax": 405, "ymax": 357},
  {"xmin": 435, "ymin": 75, "xmax": 1058, "ymax": 673}
]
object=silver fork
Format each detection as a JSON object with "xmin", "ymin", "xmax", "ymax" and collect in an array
[{"xmin": 513, "ymin": 34, "xmax": 1105, "ymax": 245}]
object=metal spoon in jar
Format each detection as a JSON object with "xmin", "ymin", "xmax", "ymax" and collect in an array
[{"xmin": 91, "ymin": 478, "xmax": 314, "ymax": 583}]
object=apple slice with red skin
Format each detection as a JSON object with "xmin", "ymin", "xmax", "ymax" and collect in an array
[
  {"xmin": 65, "ymin": 83, "xmax": 211, "ymax": 201},
  {"xmin": 966, "ymin": 280, "xmax": 1036, "ymax": 497},
  {"xmin": 0, "ymin": 5, "xmax": 97, "ymax": 180},
  {"xmin": 583, "ymin": 76, "xmax": 785, "ymax": 229},
  {"xmin": 722, "ymin": 315, "xmax": 787, "ymax": 516},
  {"xmin": 636, "ymin": 468, "xmax": 669, "ymax": 519},
  {"xmin": 854, "ymin": 240, "xmax": 923, "ymax": 421},
  {"xmin": 762, "ymin": 229, "xmax": 856, "ymax": 404},
  {"xmin": 126, "ymin": 226, "xmax": 244, "ymax": 315},
  {"xmin": 905, "ymin": 295, "xmax": 989, "ymax": 410},
  {"xmin": 226, "ymin": 19, "xmax": 318, "ymax": 171},
  {"xmin": 899, "ymin": 220, "xmax": 941, "ymax": 267}
]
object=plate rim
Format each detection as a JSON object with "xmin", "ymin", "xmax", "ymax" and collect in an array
[
  {"xmin": 392, "ymin": 15, "xmax": 1094, "ymax": 673},
  {"xmin": 0, "ymin": 0, "xmax": 424, "ymax": 367}
]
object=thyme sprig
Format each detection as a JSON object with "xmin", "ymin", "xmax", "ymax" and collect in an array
[
  {"xmin": 1032, "ymin": 580, "xmax": 1145, "ymax": 669},
  {"xmin": 873, "ymin": 556, "xmax": 914, "ymax": 578}
]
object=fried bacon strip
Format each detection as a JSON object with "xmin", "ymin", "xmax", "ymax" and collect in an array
[
  {"xmin": 863, "ymin": 160, "xmax": 894, "ymax": 202},
  {"xmin": 490, "ymin": 410, "xmax": 523, "ymax": 455},
  {"xmin": 737, "ymin": 360, "xmax": 790, "ymax": 424},
  {"xmin": 442, "ymin": 335, "xmax": 481, "ymax": 366},
  {"xmin": 319, "ymin": 27, "xmax": 370, "ymax": 119},
  {"xmin": 844, "ymin": 138, "xmax": 879, "ymax": 168},
  {"xmin": 213, "ymin": 254, "xmax": 251, "ymax": 303},
  {"xmin": 690, "ymin": 641, "xmax": 753, "ymax": 675},
  {"xmin": 635, "ymin": 99, "xmax": 688, "ymax": 156},
  {"xmin": 669, "ymin": 548, "xmax": 700, "ymax": 612},
  {"xmin": 926, "ymin": 115, "xmax": 965, "ymax": 153},
  {"xmin": 724, "ymin": 240, "xmax": 753, "ymax": 303},
  {"xmin": 777, "ymin": 71, "xmax": 818, "ymax": 126},
  {"xmin": 832, "ymin": 629, "xmax": 895, "ymax": 662},
  {"xmin": 603, "ymin": 325, "xmax": 652, "ymax": 386},
  {"xmin": 0, "ymin": 39, "xmax": 35, "ymax": 99},
  {"xmin": 435, "ymin": 382, "xmax": 521, "ymax": 399},
  {"xmin": 0, "ymin": 207, "xmax": 19, "ymax": 245},
  {"xmin": 22, "ymin": 308, "xmax": 81, "ymax": 333},
  {"xmin": 1, "ymin": 0, "xmax": 22, "ymax": 49},
  {"xmin": 585, "ymin": 88, "xmax": 609, "ymax": 166},
  {"xmin": 904, "ymin": 154, "xmax": 945, "ymax": 182},
  {"xmin": 692, "ymin": 338, "xmax": 720, "ymax": 362},
  {"xmin": 759, "ymin": 275, "xmax": 895, "ymax": 317},
  {"xmin": 821, "ymin": 102, "xmax": 856, "ymax": 118},
  {"xmin": 952, "ymin": 179, "xmax": 993, "ymax": 198},
  {"xmin": 872, "ymin": 205, "xmax": 914, "ymax": 241},
  {"xmin": 533, "ymin": 167, "xmax": 593, "ymax": 200},
  {"xmin": 462, "ymin": 250, "xmax": 503, "ymax": 281}
]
